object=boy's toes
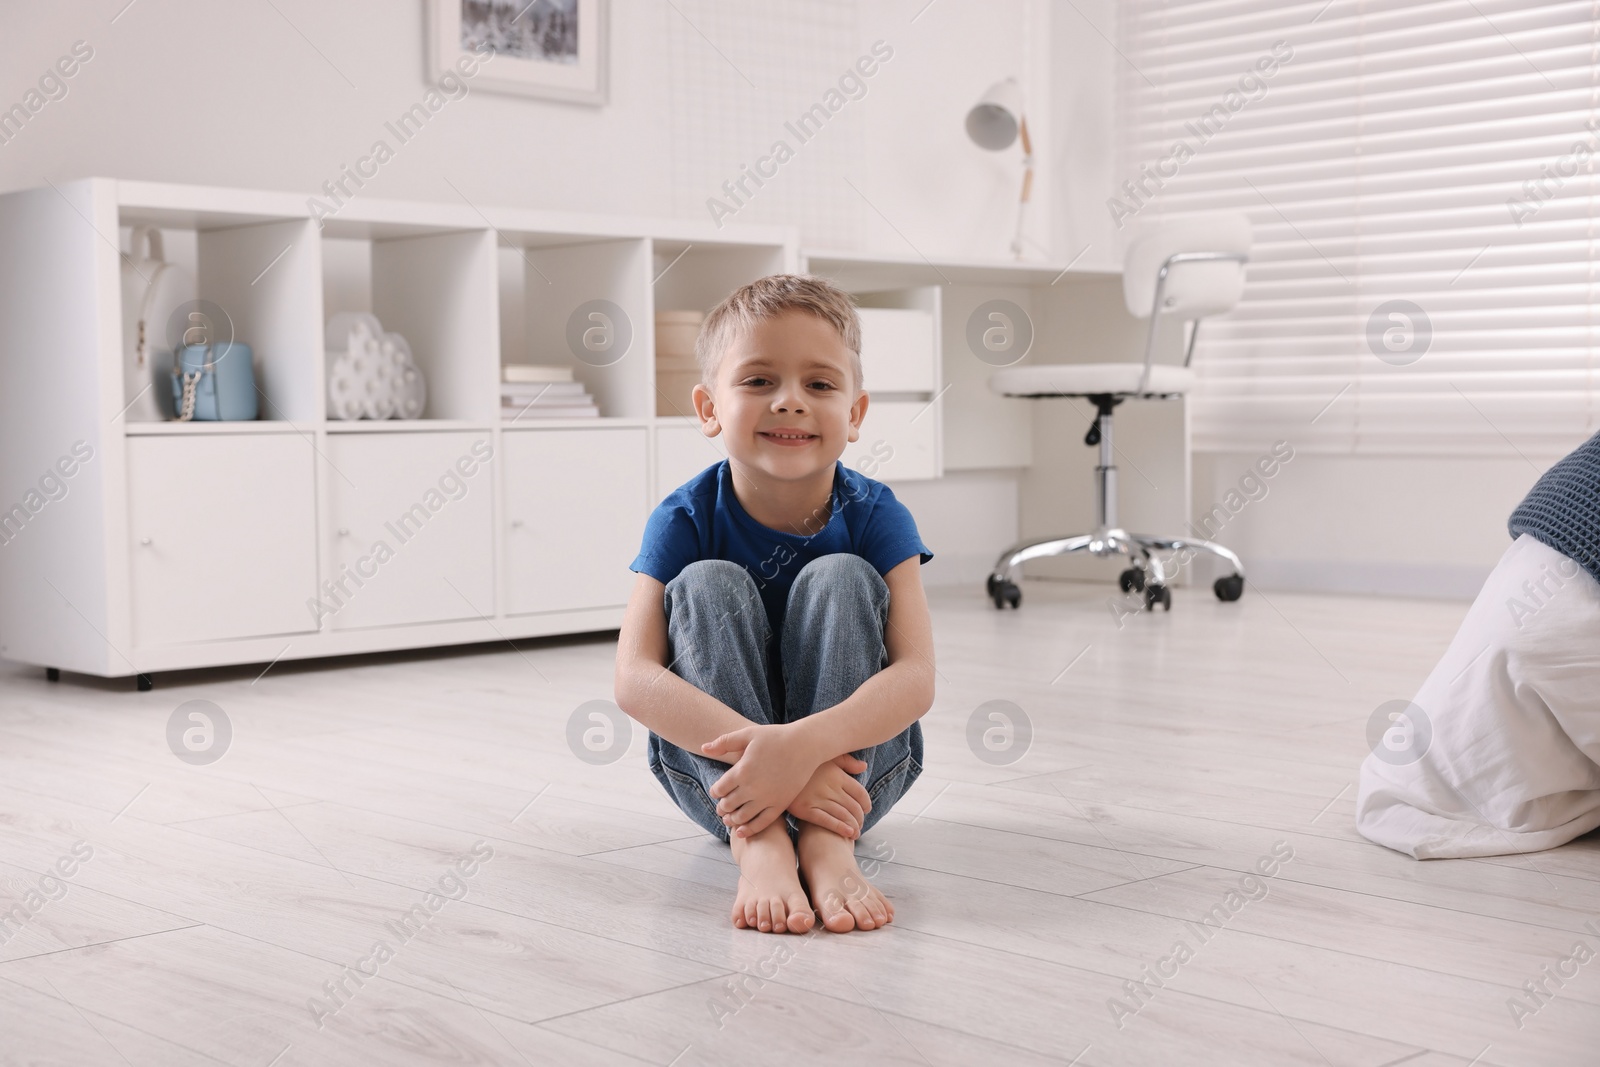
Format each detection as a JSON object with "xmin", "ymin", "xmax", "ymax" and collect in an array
[
  {"xmin": 846, "ymin": 898, "xmax": 876, "ymax": 930},
  {"xmin": 783, "ymin": 891, "xmax": 814, "ymax": 933},
  {"xmin": 818, "ymin": 894, "xmax": 856, "ymax": 932},
  {"xmin": 864, "ymin": 894, "xmax": 891, "ymax": 928}
]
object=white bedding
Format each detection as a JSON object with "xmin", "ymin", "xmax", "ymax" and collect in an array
[{"xmin": 1356, "ymin": 534, "xmax": 1600, "ymax": 859}]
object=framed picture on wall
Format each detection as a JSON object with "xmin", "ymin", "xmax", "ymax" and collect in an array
[{"xmin": 428, "ymin": 0, "xmax": 608, "ymax": 106}]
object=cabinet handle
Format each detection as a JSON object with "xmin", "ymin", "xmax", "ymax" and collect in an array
[
  {"xmin": 337, "ymin": 528, "xmax": 350, "ymax": 537},
  {"xmin": 139, "ymin": 537, "xmax": 152, "ymax": 546},
  {"xmin": 510, "ymin": 520, "xmax": 524, "ymax": 528}
]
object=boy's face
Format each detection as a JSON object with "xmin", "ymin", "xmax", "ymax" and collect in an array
[{"xmin": 692, "ymin": 309, "xmax": 867, "ymax": 482}]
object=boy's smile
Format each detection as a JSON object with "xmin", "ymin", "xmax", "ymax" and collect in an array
[
  {"xmin": 692, "ymin": 308, "xmax": 868, "ymax": 533},
  {"xmin": 757, "ymin": 428, "xmax": 818, "ymax": 446}
]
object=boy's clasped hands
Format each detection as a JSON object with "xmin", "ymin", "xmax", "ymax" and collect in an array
[{"xmin": 702, "ymin": 721, "xmax": 872, "ymax": 840}]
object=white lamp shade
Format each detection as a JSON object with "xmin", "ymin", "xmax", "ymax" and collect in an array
[{"xmin": 966, "ymin": 77, "xmax": 1024, "ymax": 150}]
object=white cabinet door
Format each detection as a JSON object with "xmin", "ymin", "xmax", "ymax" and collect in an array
[
  {"xmin": 322, "ymin": 432, "xmax": 495, "ymax": 630},
  {"xmin": 858, "ymin": 308, "xmax": 935, "ymax": 392},
  {"xmin": 842, "ymin": 398, "xmax": 939, "ymax": 482},
  {"xmin": 127, "ymin": 434, "xmax": 318, "ymax": 647},
  {"xmin": 654, "ymin": 421, "xmax": 726, "ymax": 502},
  {"xmin": 504, "ymin": 427, "xmax": 647, "ymax": 614}
]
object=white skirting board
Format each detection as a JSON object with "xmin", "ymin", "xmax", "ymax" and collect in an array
[{"xmin": 1237, "ymin": 558, "xmax": 1492, "ymax": 601}]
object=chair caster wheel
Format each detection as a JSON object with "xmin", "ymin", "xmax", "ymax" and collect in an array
[
  {"xmin": 136, "ymin": 673, "xmax": 153, "ymax": 692},
  {"xmin": 1214, "ymin": 574, "xmax": 1245, "ymax": 602},
  {"xmin": 1118, "ymin": 567, "xmax": 1146, "ymax": 593},
  {"xmin": 990, "ymin": 579, "xmax": 1021, "ymax": 609},
  {"xmin": 1144, "ymin": 583, "xmax": 1171, "ymax": 611},
  {"xmin": 46, "ymin": 667, "xmax": 60, "ymax": 682}
]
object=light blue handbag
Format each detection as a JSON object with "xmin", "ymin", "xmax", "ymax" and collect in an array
[{"xmin": 171, "ymin": 341, "xmax": 258, "ymax": 421}]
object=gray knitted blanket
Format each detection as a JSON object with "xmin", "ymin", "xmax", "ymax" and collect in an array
[{"xmin": 1508, "ymin": 430, "xmax": 1600, "ymax": 584}]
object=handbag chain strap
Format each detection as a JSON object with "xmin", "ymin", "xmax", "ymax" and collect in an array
[
  {"xmin": 174, "ymin": 343, "xmax": 214, "ymax": 422},
  {"xmin": 177, "ymin": 370, "xmax": 202, "ymax": 421}
]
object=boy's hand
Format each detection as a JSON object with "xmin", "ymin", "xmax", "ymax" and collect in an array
[
  {"xmin": 703, "ymin": 723, "xmax": 821, "ymax": 838},
  {"xmin": 786, "ymin": 756, "xmax": 872, "ymax": 839}
]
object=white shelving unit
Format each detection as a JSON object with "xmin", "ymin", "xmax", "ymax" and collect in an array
[{"xmin": 0, "ymin": 178, "xmax": 796, "ymax": 684}]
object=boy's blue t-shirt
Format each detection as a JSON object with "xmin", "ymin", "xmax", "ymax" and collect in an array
[{"xmin": 629, "ymin": 459, "xmax": 933, "ymax": 638}]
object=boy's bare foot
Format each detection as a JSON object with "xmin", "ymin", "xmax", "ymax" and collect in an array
[
  {"xmin": 728, "ymin": 819, "xmax": 814, "ymax": 934},
  {"xmin": 796, "ymin": 821, "xmax": 893, "ymax": 932}
]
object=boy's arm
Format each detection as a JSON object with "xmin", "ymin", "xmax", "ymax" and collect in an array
[
  {"xmin": 704, "ymin": 556, "xmax": 936, "ymax": 835},
  {"xmin": 613, "ymin": 571, "xmax": 755, "ymax": 763}
]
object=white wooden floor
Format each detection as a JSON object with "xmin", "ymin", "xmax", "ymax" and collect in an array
[{"xmin": 1, "ymin": 578, "xmax": 1597, "ymax": 1066}]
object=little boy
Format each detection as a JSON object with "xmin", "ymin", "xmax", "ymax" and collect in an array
[{"xmin": 614, "ymin": 274, "xmax": 935, "ymax": 935}]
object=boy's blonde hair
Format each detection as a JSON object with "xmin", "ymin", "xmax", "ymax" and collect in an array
[{"xmin": 695, "ymin": 274, "xmax": 863, "ymax": 394}]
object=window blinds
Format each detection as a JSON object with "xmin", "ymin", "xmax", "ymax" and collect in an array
[{"xmin": 1117, "ymin": 0, "xmax": 1600, "ymax": 456}]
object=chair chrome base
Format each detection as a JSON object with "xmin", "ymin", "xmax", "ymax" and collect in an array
[
  {"xmin": 985, "ymin": 527, "xmax": 1245, "ymax": 611},
  {"xmin": 984, "ymin": 395, "xmax": 1245, "ymax": 611}
]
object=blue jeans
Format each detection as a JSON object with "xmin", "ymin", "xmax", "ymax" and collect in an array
[{"xmin": 646, "ymin": 553, "xmax": 924, "ymax": 844}]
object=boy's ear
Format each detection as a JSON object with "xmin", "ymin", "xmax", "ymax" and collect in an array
[
  {"xmin": 846, "ymin": 389, "xmax": 868, "ymax": 444},
  {"xmin": 692, "ymin": 382, "xmax": 721, "ymax": 436}
]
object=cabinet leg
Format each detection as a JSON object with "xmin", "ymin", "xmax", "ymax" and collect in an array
[
  {"xmin": 45, "ymin": 667, "xmax": 59, "ymax": 682},
  {"xmin": 136, "ymin": 673, "xmax": 153, "ymax": 692}
]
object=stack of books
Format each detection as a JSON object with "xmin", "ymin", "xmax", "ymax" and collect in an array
[
  {"xmin": 655, "ymin": 310, "xmax": 704, "ymax": 417},
  {"xmin": 500, "ymin": 365, "xmax": 600, "ymax": 419}
]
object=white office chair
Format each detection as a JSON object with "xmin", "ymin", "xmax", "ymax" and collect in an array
[{"xmin": 985, "ymin": 214, "xmax": 1251, "ymax": 612}]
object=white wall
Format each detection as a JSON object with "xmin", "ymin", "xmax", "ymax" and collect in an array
[
  {"xmin": 0, "ymin": 0, "xmax": 1058, "ymax": 258},
  {"xmin": 1191, "ymin": 453, "xmax": 1542, "ymax": 600},
  {"xmin": 891, "ymin": 469, "xmax": 1022, "ymax": 590},
  {"xmin": 1047, "ymin": 0, "xmax": 1120, "ymax": 269}
]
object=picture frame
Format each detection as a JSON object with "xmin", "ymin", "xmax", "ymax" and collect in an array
[{"xmin": 427, "ymin": 0, "xmax": 608, "ymax": 106}]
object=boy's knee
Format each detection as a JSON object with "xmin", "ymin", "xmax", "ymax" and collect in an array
[
  {"xmin": 789, "ymin": 554, "xmax": 885, "ymax": 615},
  {"xmin": 678, "ymin": 558, "xmax": 748, "ymax": 582},
  {"xmin": 665, "ymin": 559, "xmax": 758, "ymax": 617},
  {"xmin": 669, "ymin": 559, "xmax": 758, "ymax": 606},
  {"xmin": 792, "ymin": 553, "xmax": 879, "ymax": 595}
]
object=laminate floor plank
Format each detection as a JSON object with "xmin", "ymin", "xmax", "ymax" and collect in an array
[
  {"xmin": 2, "ymin": 924, "xmax": 653, "ymax": 1066},
  {"xmin": 538, "ymin": 967, "xmax": 1425, "ymax": 1067},
  {"xmin": 0, "ymin": 853, "xmax": 199, "ymax": 965},
  {"xmin": 903, "ymin": 779, "xmax": 1600, "ymax": 932},
  {"xmin": 0, "ymin": 972, "xmax": 235, "ymax": 1066},
  {"xmin": 1081, "ymin": 863, "xmax": 1600, "ymax": 996}
]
